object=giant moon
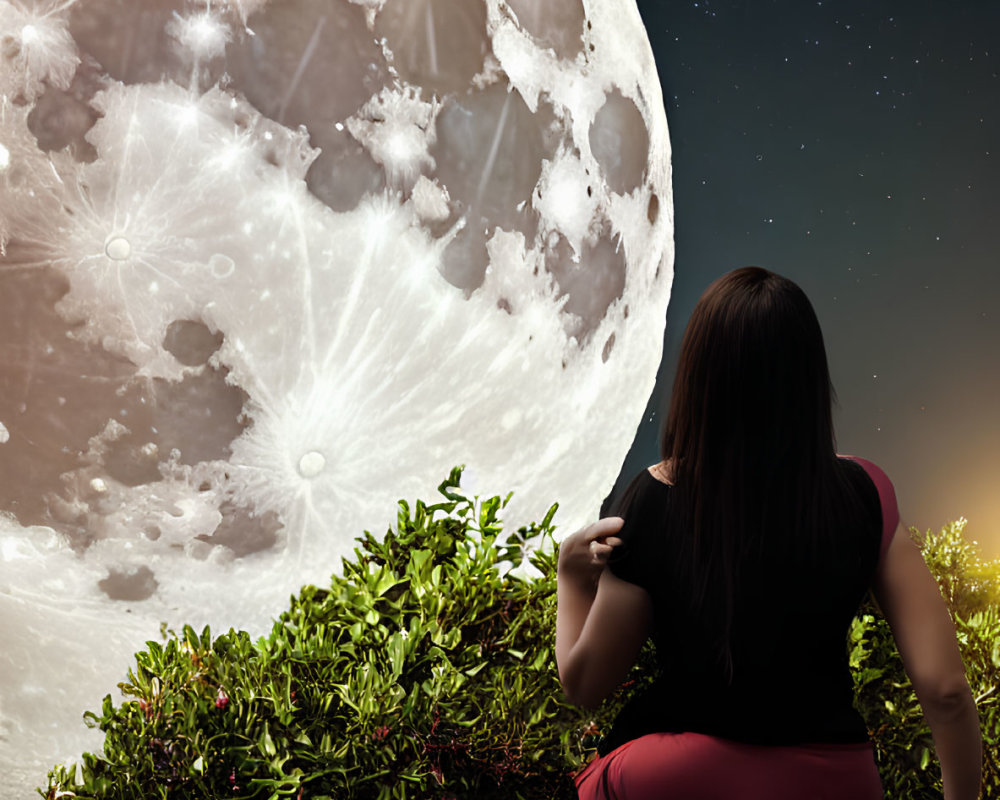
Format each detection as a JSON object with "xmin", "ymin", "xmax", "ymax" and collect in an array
[{"xmin": 0, "ymin": 0, "xmax": 672, "ymax": 792}]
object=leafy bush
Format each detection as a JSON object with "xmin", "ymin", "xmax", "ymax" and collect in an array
[
  {"xmin": 41, "ymin": 469, "xmax": 638, "ymax": 799},
  {"xmin": 42, "ymin": 477, "xmax": 997, "ymax": 799},
  {"xmin": 850, "ymin": 518, "xmax": 1000, "ymax": 799},
  {"xmin": 919, "ymin": 518, "xmax": 1000, "ymax": 617}
]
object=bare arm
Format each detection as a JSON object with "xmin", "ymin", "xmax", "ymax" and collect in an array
[
  {"xmin": 556, "ymin": 517, "xmax": 653, "ymax": 708},
  {"xmin": 873, "ymin": 524, "xmax": 982, "ymax": 800}
]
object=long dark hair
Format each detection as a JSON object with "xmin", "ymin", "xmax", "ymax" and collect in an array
[{"xmin": 660, "ymin": 267, "xmax": 854, "ymax": 678}]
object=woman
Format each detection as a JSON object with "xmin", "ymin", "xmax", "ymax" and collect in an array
[{"xmin": 556, "ymin": 267, "xmax": 981, "ymax": 799}]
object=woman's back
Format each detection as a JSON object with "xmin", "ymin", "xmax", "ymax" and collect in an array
[{"xmin": 598, "ymin": 456, "xmax": 884, "ymax": 754}]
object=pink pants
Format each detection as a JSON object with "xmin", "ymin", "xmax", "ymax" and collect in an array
[{"xmin": 575, "ymin": 732, "xmax": 883, "ymax": 800}]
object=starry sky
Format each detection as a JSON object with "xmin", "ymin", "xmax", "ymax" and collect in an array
[{"xmin": 612, "ymin": 0, "xmax": 1000, "ymax": 555}]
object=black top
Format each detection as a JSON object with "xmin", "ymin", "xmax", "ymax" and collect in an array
[{"xmin": 598, "ymin": 458, "xmax": 882, "ymax": 755}]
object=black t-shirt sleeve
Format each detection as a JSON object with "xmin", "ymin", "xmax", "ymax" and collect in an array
[{"xmin": 606, "ymin": 469, "xmax": 667, "ymax": 591}]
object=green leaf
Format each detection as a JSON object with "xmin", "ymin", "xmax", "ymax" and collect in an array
[
  {"xmin": 387, "ymin": 632, "xmax": 406, "ymax": 681},
  {"xmin": 260, "ymin": 722, "xmax": 277, "ymax": 758}
]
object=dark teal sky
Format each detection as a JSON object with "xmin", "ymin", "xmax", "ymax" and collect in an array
[{"xmin": 614, "ymin": 0, "xmax": 1000, "ymax": 554}]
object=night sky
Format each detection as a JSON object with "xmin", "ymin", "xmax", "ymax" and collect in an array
[{"xmin": 613, "ymin": 0, "xmax": 1000, "ymax": 555}]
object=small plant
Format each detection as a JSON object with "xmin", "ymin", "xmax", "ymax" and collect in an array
[
  {"xmin": 851, "ymin": 519, "xmax": 1000, "ymax": 799},
  {"xmin": 42, "ymin": 476, "xmax": 997, "ymax": 799}
]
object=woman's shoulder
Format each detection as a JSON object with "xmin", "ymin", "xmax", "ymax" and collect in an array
[
  {"xmin": 646, "ymin": 460, "xmax": 674, "ymax": 486},
  {"xmin": 836, "ymin": 454, "xmax": 897, "ymax": 509},
  {"xmin": 837, "ymin": 454, "xmax": 900, "ymax": 557},
  {"xmin": 605, "ymin": 462, "xmax": 672, "ymax": 519},
  {"xmin": 837, "ymin": 453, "xmax": 892, "ymax": 484}
]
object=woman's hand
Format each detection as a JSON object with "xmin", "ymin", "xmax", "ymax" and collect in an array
[
  {"xmin": 557, "ymin": 516, "xmax": 624, "ymax": 590},
  {"xmin": 556, "ymin": 515, "xmax": 652, "ymax": 708}
]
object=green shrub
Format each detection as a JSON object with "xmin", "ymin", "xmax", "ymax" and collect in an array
[
  {"xmin": 41, "ymin": 468, "xmax": 639, "ymax": 799},
  {"xmin": 42, "ymin": 476, "xmax": 997, "ymax": 799},
  {"xmin": 919, "ymin": 518, "xmax": 1000, "ymax": 617},
  {"xmin": 850, "ymin": 519, "xmax": 1000, "ymax": 799}
]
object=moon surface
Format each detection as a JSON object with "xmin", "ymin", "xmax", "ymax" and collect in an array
[{"xmin": 0, "ymin": 0, "xmax": 672, "ymax": 791}]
